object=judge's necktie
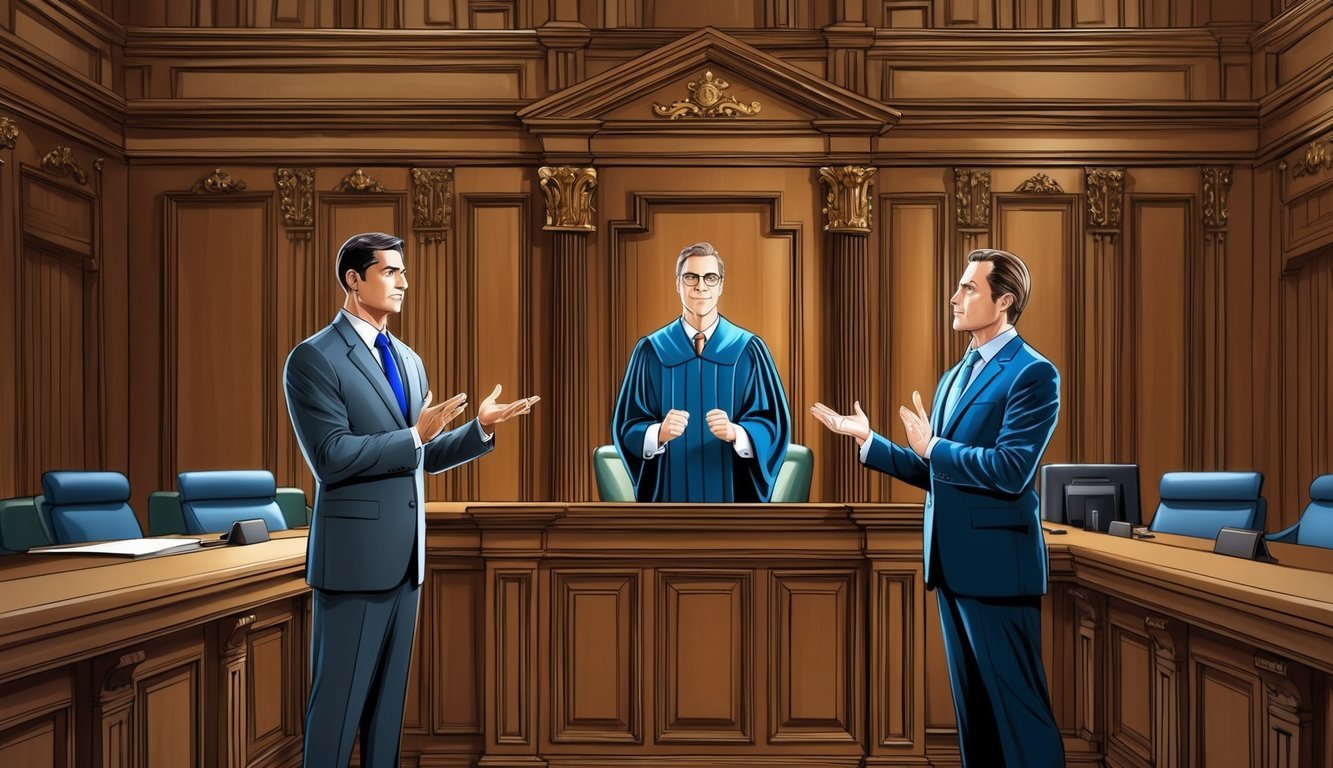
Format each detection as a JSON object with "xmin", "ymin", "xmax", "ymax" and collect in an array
[
  {"xmin": 374, "ymin": 332, "xmax": 409, "ymax": 421},
  {"xmin": 942, "ymin": 348, "xmax": 982, "ymax": 426},
  {"xmin": 693, "ymin": 332, "xmax": 706, "ymax": 357}
]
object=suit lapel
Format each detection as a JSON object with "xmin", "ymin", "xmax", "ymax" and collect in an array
[
  {"xmin": 932, "ymin": 360, "xmax": 966, "ymax": 434},
  {"xmin": 941, "ymin": 335, "xmax": 1024, "ymax": 438},
  {"xmin": 334, "ymin": 316, "xmax": 409, "ymax": 429}
]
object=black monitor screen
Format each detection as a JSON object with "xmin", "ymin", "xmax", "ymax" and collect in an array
[{"xmin": 1039, "ymin": 464, "xmax": 1141, "ymax": 527}]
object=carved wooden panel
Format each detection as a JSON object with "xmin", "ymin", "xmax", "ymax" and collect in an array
[
  {"xmin": 1189, "ymin": 635, "xmax": 1262, "ymax": 768},
  {"xmin": 491, "ymin": 569, "xmax": 534, "ymax": 745},
  {"xmin": 647, "ymin": 0, "xmax": 761, "ymax": 27},
  {"xmin": 0, "ymin": 672, "xmax": 73, "ymax": 768},
  {"xmin": 657, "ymin": 570, "xmax": 752, "ymax": 743},
  {"xmin": 245, "ymin": 610, "xmax": 301, "ymax": 762},
  {"xmin": 1282, "ymin": 173, "xmax": 1333, "ymax": 262},
  {"xmin": 163, "ymin": 193, "xmax": 274, "ymax": 481},
  {"xmin": 431, "ymin": 568, "xmax": 484, "ymax": 734},
  {"xmin": 1107, "ymin": 605, "xmax": 1152, "ymax": 766},
  {"xmin": 768, "ymin": 570, "xmax": 859, "ymax": 744},
  {"xmin": 868, "ymin": 568, "xmax": 921, "ymax": 754},
  {"xmin": 550, "ymin": 570, "xmax": 640, "ymax": 742},
  {"xmin": 1278, "ymin": 250, "xmax": 1333, "ymax": 537},
  {"xmin": 138, "ymin": 662, "xmax": 202, "ymax": 768}
]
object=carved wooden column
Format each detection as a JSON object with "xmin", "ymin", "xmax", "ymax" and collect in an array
[
  {"xmin": 820, "ymin": 165, "xmax": 876, "ymax": 502},
  {"xmin": 276, "ymin": 167, "xmax": 317, "ymax": 495},
  {"xmin": 539, "ymin": 166, "xmax": 597, "ymax": 501},
  {"xmin": 94, "ymin": 650, "xmax": 145, "ymax": 768},
  {"xmin": 1199, "ymin": 166, "xmax": 1232, "ymax": 469},
  {"xmin": 222, "ymin": 614, "xmax": 256, "ymax": 768},
  {"xmin": 1145, "ymin": 614, "xmax": 1185, "ymax": 768},
  {"xmin": 823, "ymin": 1, "xmax": 873, "ymax": 93},
  {"xmin": 1254, "ymin": 654, "xmax": 1313, "ymax": 768},
  {"xmin": 537, "ymin": 0, "xmax": 590, "ymax": 91},
  {"xmin": 1069, "ymin": 588, "xmax": 1103, "ymax": 749},
  {"xmin": 410, "ymin": 167, "xmax": 457, "ymax": 501},
  {"xmin": 1083, "ymin": 168, "xmax": 1127, "ymax": 461},
  {"xmin": 951, "ymin": 169, "xmax": 991, "ymax": 363}
]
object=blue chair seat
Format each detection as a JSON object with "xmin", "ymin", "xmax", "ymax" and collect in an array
[
  {"xmin": 1268, "ymin": 474, "xmax": 1333, "ymax": 549},
  {"xmin": 178, "ymin": 470, "xmax": 287, "ymax": 535},
  {"xmin": 40, "ymin": 471, "xmax": 143, "ymax": 544},
  {"xmin": 1148, "ymin": 471, "xmax": 1266, "ymax": 540},
  {"xmin": 593, "ymin": 444, "xmax": 812, "ymax": 502}
]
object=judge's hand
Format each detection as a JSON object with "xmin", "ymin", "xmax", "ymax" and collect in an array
[
  {"xmin": 809, "ymin": 401, "xmax": 872, "ymax": 445},
  {"xmin": 659, "ymin": 409, "xmax": 689, "ymax": 443},
  {"xmin": 705, "ymin": 409, "xmax": 737, "ymax": 442},
  {"xmin": 898, "ymin": 391, "xmax": 932, "ymax": 458},
  {"xmin": 477, "ymin": 384, "xmax": 540, "ymax": 428},
  {"xmin": 414, "ymin": 390, "xmax": 469, "ymax": 444}
]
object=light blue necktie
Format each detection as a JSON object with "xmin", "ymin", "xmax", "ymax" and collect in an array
[
  {"xmin": 374, "ymin": 332, "xmax": 409, "ymax": 421},
  {"xmin": 942, "ymin": 348, "xmax": 982, "ymax": 426}
]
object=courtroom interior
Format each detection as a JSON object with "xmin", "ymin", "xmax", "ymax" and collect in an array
[{"xmin": 1, "ymin": 0, "xmax": 1332, "ymax": 766}]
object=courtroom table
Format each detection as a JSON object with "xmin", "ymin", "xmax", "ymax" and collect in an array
[{"xmin": 3, "ymin": 509, "xmax": 1330, "ymax": 768}]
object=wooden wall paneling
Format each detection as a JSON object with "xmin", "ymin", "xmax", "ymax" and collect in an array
[
  {"xmin": 548, "ymin": 569, "xmax": 640, "ymax": 744},
  {"xmin": 429, "ymin": 566, "xmax": 484, "ymax": 735},
  {"xmin": 937, "ymin": 0, "xmax": 999, "ymax": 29},
  {"xmin": 275, "ymin": 167, "xmax": 319, "ymax": 495},
  {"xmin": 162, "ymin": 188, "xmax": 274, "ymax": 484},
  {"xmin": 880, "ymin": 194, "xmax": 946, "ymax": 504},
  {"xmin": 1188, "ymin": 632, "xmax": 1264, "ymax": 768},
  {"xmin": 1279, "ymin": 249, "xmax": 1332, "ymax": 534},
  {"xmin": 241, "ymin": 603, "xmax": 303, "ymax": 765},
  {"xmin": 134, "ymin": 640, "xmax": 206, "ymax": 768},
  {"xmin": 1253, "ymin": 654, "xmax": 1314, "ymax": 768},
  {"xmin": 0, "ymin": 117, "xmax": 17, "ymax": 496},
  {"xmin": 1056, "ymin": 0, "xmax": 1126, "ymax": 27},
  {"xmin": 485, "ymin": 565, "xmax": 538, "ymax": 756},
  {"xmin": 867, "ymin": 565, "xmax": 923, "ymax": 760},
  {"xmin": 656, "ymin": 569, "xmax": 753, "ymax": 743},
  {"xmin": 218, "ymin": 614, "xmax": 253, "ymax": 768},
  {"xmin": 1105, "ymin": 601, "xmax": 1153, "ymax": 767},
  {"xmin": 463, "ymin": 194, "xmax": 532, "ymax": 501},
  {"xmin": 992, "ymin": 190, "xmax": 1078, "ymax": 466},
  {"xmin": 1068, "ymin": 587, "xmax": 1105, "ymax": 753},
  {"xmin": 0, "ymin": 671, "xmax": 74, "ymax": 768},
  {"xmin": 18, "ymin": 161, "xmax": 102, "ymax": 489},
  {"xmin": 1144, "ymin": 614, "xmax": 1187, "ymax": 768},
  {"xmin": 1081, "ymin": 168, "xmax": 1127, "ymax": 463},
  {"xmin": 950, "ymin": 168, "xmax": 991, "ymax": 364},
  {"xmin": 1199, "ymin": 166, "xmax": 1233, "ymax": 470}
]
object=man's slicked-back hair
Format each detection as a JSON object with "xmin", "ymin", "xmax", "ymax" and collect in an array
[
  {"xmin": 336, "ymin": 232, "xmax": 405, "ymax": 291},
  {"xmin": 675, "ymin": 241, "xmax": 726, "ymax": 279},
  {"xmin": 966, "ymin": 248, "xmax": 1031, "ymax": 324}
]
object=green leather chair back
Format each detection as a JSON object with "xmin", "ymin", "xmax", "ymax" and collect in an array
[
  {"xmin": 275, "ymin": 487, "xmax": 311, "ymax": 528},
  {"xmin": 148, "ymin": 491, "xmax": 186, "ymax": 535},
  {"xmin": 592, "ymin": 444, "xmax": 813, "ymax": 503},
  {"xmin": 1, "ymin": 497, "xmax": 53, "ymax": 553},
  {"xmin": 772, "ymin": 444, "xmax": 814, "ymax": 503}
]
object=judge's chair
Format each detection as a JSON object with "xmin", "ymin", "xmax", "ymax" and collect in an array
[
  {"xmin": 593, "ymin": 444, "xmax": 814, "ymax": 503},
  {"xmin": 37, "ymin": 471, "xmax": 144, "ymax": 544},
  {"xmin": 0, "ymin": 497, "xmax": 52, "ymax": 553},
  {"xmin": 1148, "ymin": 471, "xmax": 1266, "ymax": 539},
  {"xmin": 177, "ymin": 470, "xmax": 288, "ymax": 535},
  {"xmin": 1268, "ymin": 474, "xmax": 1333, "ymax": 549}
]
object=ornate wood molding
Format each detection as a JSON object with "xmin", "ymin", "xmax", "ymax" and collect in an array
[
  {"xmin": 337, "ymin": 167, "xmax": 387, "ymax": 192},
  {"xmin": 653, "ymin": 70, "xmax": 761, "ymax": 119},
  {"xmin": 1291, "ymin": 136, "xmax": 1332, "ymax": 178},
  {"xmin": 538, "ymin": 166, "xmax": 597, "ymax": 231},
  {"xmin": 0, "ymin": 116, "xmax": 17, "ymax": 149},
  {"xmin": 41, "ymin": 146, "xmax": 89, "ymax": 185},
  {"xmin": 1202, "ymin": 166, "xmax": 1233, "ymax": 229},
  {"xmin": 276, "ymin": 167, "xmax": 315, "ymax": 235},
  {"xmin": 819, "ymin": 165, "xmax": 876, "ymax": 232},
  {"xmin": 101, "ymin": 650, "xmax": 146, "ymax": 694},
  {"xmin": 953, "ymin": 168, "xmax": 991, "ymax": 228},
  {"xmin": 1253, "ymin": 653, "xmax": 1313, "ymax": 768},
  {"xmin": 411, "ymin": 167, "xmax": 455, "ymax": 243},
  {"xmin": 191, "ymin": 168, "xmax": 247, "ymax": 194},
  {"xmin": 1084, "ymin": 168, "xmax": 1125, "ymax": 230},
  {"xmin": 1015, "ymin": 173, "xmax": 1064, "ymax": 193}
]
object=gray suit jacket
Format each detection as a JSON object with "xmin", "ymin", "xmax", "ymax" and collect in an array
[{"xmin": 283, "ymin": 314, "xmax": 493, "ymax": 591}]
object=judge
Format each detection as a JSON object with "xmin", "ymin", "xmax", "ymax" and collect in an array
[{"xmin": 613, "ymin": 242, "xmax": 790, "ymax": 502}]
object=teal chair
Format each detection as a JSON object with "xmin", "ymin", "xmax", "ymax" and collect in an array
[
  {"xmin": 0, "ymin": 497, "xmax": 53, "ymax": 553},
  {"xmin": 593, "ymin": 444, "xmax": 813, "ymax": 503},
  {"xmin": 148, "ymin": 491, "xmax": 186, "ymax": 535},
  {"xmin": 275, "ymin": 487, "xmax": 311, "ymax": 528}
]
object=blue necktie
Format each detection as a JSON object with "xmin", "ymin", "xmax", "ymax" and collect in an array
[
  {"xmin": 374, "ymin": 332, "xmax": 409, "ymax": 421},
  {"xmin": 942, "ymin": 348, "xmax": 982, "ymax": 426}
]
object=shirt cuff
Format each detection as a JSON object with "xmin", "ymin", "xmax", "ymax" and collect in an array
[
  {"xmin": 411, "ymin": 426, "xmax": 423, "ymax": 449},
  {"xmin": 925, "ymin": 436, "xmax": 940, "ymax": 459},
  {"xmin": 479, "ymin": 421, "xmax": 493, "ymax": 442},
  {"xmin": 643, "ymin": 423, "xmax": 667, "ymax": 458},
  {"xmin": 858, "ymin": 431, "xmax": 878, "ymax": 464},
  {"xmin": 732, "ymin": 425, "xmax": 754, "ymax": 458}
]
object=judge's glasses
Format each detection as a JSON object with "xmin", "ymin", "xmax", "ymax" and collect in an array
[{"xmin": 679, "ymin": 272, "xmax": 723, "ymax": 287}]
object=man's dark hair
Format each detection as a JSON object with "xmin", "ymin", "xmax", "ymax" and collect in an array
[
  {"xmin": 336, "ymin": 232, "xmax": 405, "ymax": 291},
  {"xmin": 966, "ymin": 248, "xmax": 1031, "ymax": 324}
]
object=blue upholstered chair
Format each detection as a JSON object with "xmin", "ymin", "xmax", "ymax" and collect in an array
[
  {"xmin": 38, "ymin": 471, "xmax": 144, "ymax": 544},
  {"xmin": 147, "ymin": 491, "xmax": 186, "ymax": 535},
  {"xmin": 1148, "ymin": 471, "xmax": 1266, "ymax": 539},
  {"xmin": 1268, "ymin": 474, "xmax": 1333, "ymax": 549},
  {"xmin": 592, "ymin": 444, "xmax": 814, "ymax": 503},
  {"xmin": 275, "ymin": 487, "xmax": 311, "ymax": 528},
  {"xmin": 0, "ymin": 497, "xmax": 52, "ymax": 553},
  {"xmin": 177, "ymin": 470, "xmax": 287, "ymax": 535}
]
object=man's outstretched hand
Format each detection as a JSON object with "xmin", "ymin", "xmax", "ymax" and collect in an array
[
  {"xmin": 809, "ymin": 401, "xmax": 872, "ymax": 445},
  {"xmin": 477, "ymin": 384, "xmax": 540, "ymax": 428},
  {"xmin": 414, "ymin": 390, "xmax": 469, "ymax": 444}
]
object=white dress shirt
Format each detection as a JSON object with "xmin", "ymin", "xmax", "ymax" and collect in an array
[{"xmin": 642, "ymin": 316, "xmax": 755, "ymax": 459}]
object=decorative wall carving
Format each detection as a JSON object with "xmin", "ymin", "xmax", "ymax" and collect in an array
[
  {"xmin": 953, "ymin": 168, "xmax": 991, "ymax": 227},
  {"xmin": 411, "ymin": 167, "xmax": 455, "ymax": 242},
  {"xmin": 337, "ymin": 168, "xmax": 387, "ymax": 192},
  {"xmin": 1084, "ymin": 168, "xmax": 1125, "ymax": 229},
  {"xmin": 819, "ymin": 165, "xmax": 876, "ymax": 232},
  {"xmin": 1015, "ymin": 173, "xmax": 1063, "ymax": 193},
  {"xmin": 191, "ymin": 169, "xmax": 247, "ymax": 194},
  {"xmin": 538, "ymin": 166, "xmax": 597, "ymax": 231},
  {"xmin": 1291, "ymin": 137, "xmax": 1332, "ymax": 178},
  {"xmin": 0, "ymin": 116, "xmax": 17, "ymax": 149},
  {"xmin": 653, "ymin": 70, "xmax": 761, "ymax": 119},
  {"xmin": 1202, "ymin": 166, "xmax": 1232, "ymax": 229},
  {"xmin": 41, "ymin": 146, "xmax": 89, "ymax": 185},
  {"xmin": 276, "ymin": 167, "xmax": 315, "ymax": 230}
]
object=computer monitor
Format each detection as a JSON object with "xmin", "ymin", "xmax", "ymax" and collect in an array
[{"xmin": 1039, "ymin": 464, "xmax": 1141, "ymax": 532}]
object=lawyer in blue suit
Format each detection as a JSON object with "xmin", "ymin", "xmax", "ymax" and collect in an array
[
  {"xmin": 812, "ymin": 248, "xmax": 1063, "ymax": 767},
  {"xmin": 284, "ymin": 232, "xmax": 539, "ymax": 768}
]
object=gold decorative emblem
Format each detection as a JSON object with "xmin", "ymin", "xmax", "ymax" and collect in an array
[
  {"xmin": 653, "ymin": 70, "xmax": 761, "ymax": 120},
  {"xmin": 277, "ymin": 168, "xmax": 315, "ymax": 227},
  {"xmin": 954, "ymin": 168, "xmax": 991, "ymax": 227},
  {"xmin": 1084, "ymin": 168, "xmax": 1125, "ymax": 229},
  {"xmin": 41, "ymin": 146, "xmax": 89, "ymax": 185},
  {"xmin": 337, "ymin": 168, "xmax": 386, "ymax": 193},
  {"xmin": 1201, "ymin": 167, "xmax": 1232, "ymax": 229},
  {"xmin": 0, "ymin": 117, "xmax": 18, "ymax": 149},
  {"xmin": 538, "ymin": 166, "xmax": 597, "ymax": 231},
  {"xmin": 818, "ymin": 166, "xmax": 877, "ymax": 232},
  {"xmin": 191, "ymin": 168, "xmax": 247, "ymax": 194},
  {"xmin": 411, "ymin": 168, "xmax": 455, "ymax": 237},
  {"xmin": 1291, "ymin": 137, "xmax": 1332, "ymax": 178},
  {"xmin": 1015, "ymin": 173, "xmax": 1063, "ymax": 193}
]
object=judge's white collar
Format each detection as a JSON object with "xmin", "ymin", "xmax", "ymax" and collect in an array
[{"xmin": 680, "ymin": 315, "xmax": 720, "ymax": 340}]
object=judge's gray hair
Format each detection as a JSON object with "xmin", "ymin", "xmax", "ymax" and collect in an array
[{"xmin": 675, "ymin": 242, "xmax": 726, "ymax": 279}]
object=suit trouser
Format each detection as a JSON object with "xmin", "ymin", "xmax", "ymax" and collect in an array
[
  {"xmin": 303, "ymin": 576, "xmax": 420, "ymax": 768},
  {"xmin": 936, "ymin": 588, "xmax": 1064, "ymax": 768}
]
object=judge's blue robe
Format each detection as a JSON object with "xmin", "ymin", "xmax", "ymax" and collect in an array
[{"xmin": 613, "ymin": 317, "xmax": 790, "ymax": 502}]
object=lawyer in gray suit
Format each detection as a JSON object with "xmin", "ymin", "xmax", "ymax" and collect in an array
[{"xmin": 284, "ymin": 232, "xmax": 538, "ymax": 768}]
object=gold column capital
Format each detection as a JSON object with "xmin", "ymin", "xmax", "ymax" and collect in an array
[
  {"xmin": 538, "ymin": 166, "xmax": 597, "ymax": 232},
  {"xmin": 819, "ymin": 165, "xmax": 876, "ymax": 233},
  {"xmin": 0, "ymin": 116, "xmax": 18, "ymax": 149},
  {"xmin": 1202, "ymin": 166, "xmax": 1232, "ymax": 229},
  {"xmin": 953, "ymin": 168, "xmax": 991, "ymax": 228},
  {"xmin": 1084, "ymin": 167, "xmax": 1125, "ymax": 230}
]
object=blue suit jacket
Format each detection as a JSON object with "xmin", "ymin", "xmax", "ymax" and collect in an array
[{"xmin": 865, "ymin": 335, "xmax": 1059, "ymax": 597}]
